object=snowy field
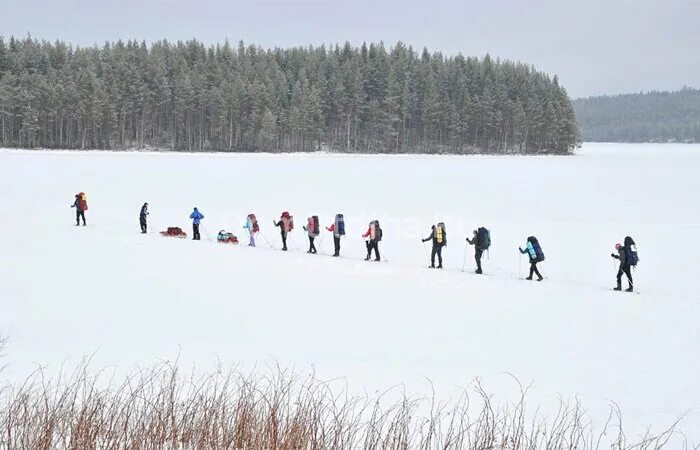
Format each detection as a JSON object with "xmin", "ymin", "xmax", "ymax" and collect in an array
[{"xmin": 1, "ymin": 143, "xmax": 699, "ymax": 442}]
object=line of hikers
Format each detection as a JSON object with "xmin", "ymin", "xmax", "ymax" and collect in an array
[{"xmin": 72, "ymin": 194, "xmax": 641, "ymax": 292}]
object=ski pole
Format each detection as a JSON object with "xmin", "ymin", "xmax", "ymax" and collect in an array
[
  {"xmin": 519, "ymin": 253, "xmax": 522, "ymax": 279},
  {"xmin": 259, "ymin": 232, "xmax": 274, "ymax": 248},
  {"xmin": 422, "ymin": 241, "xmax": 429, "ymax": 259},
  {"xmin": 461, "ymin": 242, "xmax": 468, "ymax": 272}
]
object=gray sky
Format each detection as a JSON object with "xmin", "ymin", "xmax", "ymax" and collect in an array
[{"xmin": 2, "ymin": 0, "xmax": 699, "ymax": 98}]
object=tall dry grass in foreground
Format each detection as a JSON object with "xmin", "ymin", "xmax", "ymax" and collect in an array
[{"xmin": 0, "ymin": 358, "xmax": 691, "ymax": 449}]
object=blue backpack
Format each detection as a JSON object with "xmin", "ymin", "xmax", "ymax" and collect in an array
[
  {"xmin": 528, "ymin": 236, "xmax": 545, "ymax": 262},
  {"xmin": 335, "ymin": 214, "xmax": 345, "ymax": 236}
]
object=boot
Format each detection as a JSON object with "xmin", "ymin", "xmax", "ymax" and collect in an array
[
  {"xmin": 475, "ymin": 268, "xmax": 482, "ymax": 274},
  {"xmin": 437, "ymin": 264, "xmax": 443, "ymax": 269},
  {"xmin": 537, "ymin": 276, "xmax": 544, "ymax": 281},
  {"xmin": 526, "ymin": 276, "xmax": 533, "ymax": 280},
  {"xmin": 614, "ymin": 281, "xmax": 622, "ymax": 291},
  {"xmin": 429, "ymin": 264, "xmax": 435, "ymax": 268},
  {"xmin": 364, "ymin": 256, "xmax": 371, "ymax": 261},
  {"xmin": 625, "ymin": 284, "xmax": 634, "ymax": 292},
  {"xmin": 333, "ymin": 253, "xmax": 339, "ymax": 257}
]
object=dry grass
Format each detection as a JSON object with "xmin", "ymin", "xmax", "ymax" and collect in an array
[{"xmin": 0, "ymin": 355, "xmax": 693, "ymax": 450}]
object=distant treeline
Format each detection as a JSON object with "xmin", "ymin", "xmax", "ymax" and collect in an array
[
  {"xmin": 573, "ymin": 87, "xmax": 700, "ymax": 143},
  {"xmin": 0, "ymin": 36, "xmax": 579, "ymax": 154}
]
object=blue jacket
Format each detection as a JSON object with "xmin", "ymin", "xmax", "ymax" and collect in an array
[
  {"xmin": 190, "ymin": 209, "xmax": 204, "ymax": 225},
  {"xmin": 520, "ymin": 241, "xmax": 536, "ymax": 259}
]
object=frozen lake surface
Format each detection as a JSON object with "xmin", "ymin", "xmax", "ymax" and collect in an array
[{"xmin": 1, "ymin": 143, "xmax": 698, "ymax": 442}]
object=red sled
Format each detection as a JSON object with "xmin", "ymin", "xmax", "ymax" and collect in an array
[
  {"xmin": 161, "ymin": 227, "xmax": 187, "ymax": 238},
  {"xmin": 217, "ymin": 231, "xmax": 239, "ymax": 244}
]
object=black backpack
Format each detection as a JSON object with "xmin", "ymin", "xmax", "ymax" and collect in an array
[
  {"xmin": 624, "ymin": 236, "xmax": 639, "ymax": 266},
  {"xmin": 477, "ymin": 227, "xmax": 491, "ymax": 250},
  {"xmin": 312, "ymin": 215, "xmax": 320, "ymax": 236},
  {"xmin": 373, "ymin": 220, "xmax": 383, "ymax": 242}
]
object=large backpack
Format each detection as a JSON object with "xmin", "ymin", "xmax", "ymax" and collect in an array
[
  {"xmin": 335, "ymin": 214, "xmax": 345, "ymax": 236},
  {"xmin": 78, "ymin": 192, "xmax": 88, "ymax": 211},
  {"xmin": 624, "ymin": 236, "xmax": 639, "ymax": 266},
  {"xmin": 528, "ymin": 236, "xmax": 545, "ymax": 262},
  {"xmin": 435, "ymin": 222, "xmax": 446, "ymax": 246},
  {"xmin": 369, "ymin": 220, "xmax": 382, "ymax": 242},
  {"xmin": 373, "ymin": 220, "xmax": 383, "ymax": 242},
  {"xmin": 248, "ymin": 214, "xmax": 260, "ymax": 233},
  {"xmin": 307, "ymin": 216, "xmax": 319, "ymax": 236},
  {"xmin": 281, "ymin": 212, "xmax": 294, "ymax": 232},
  {"xmin": 477, "ymin": 227, "xmax": 491, "ymax": 250}
]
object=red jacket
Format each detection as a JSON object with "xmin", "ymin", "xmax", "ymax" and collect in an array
[{"xmin": 362, "ymin": 227, "xmax": 371, "ymax": 238}]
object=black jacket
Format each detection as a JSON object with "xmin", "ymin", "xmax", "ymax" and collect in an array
[{"xmin": 612, "ymin": 247, "xmax": 627, "ymax": 266}]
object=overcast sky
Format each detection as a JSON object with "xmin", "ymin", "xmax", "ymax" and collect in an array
[{"xmin": 2, "ymin": 0, "xmax": 698, "ymax": 98}]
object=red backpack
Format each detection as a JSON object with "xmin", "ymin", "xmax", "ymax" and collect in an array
[
  {"xmin": 248, "ymin": 214, "xmax": 260, "ymax": 233},
  {"xmin": 281, "ymin": 211, "xmax": 294, "ymax": 232},
  {"xmin": 78, "ymin": 192, "xmax": 88, "ymax": 211}
]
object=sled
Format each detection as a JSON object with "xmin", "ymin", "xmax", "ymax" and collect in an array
[
  {"xmin": 217, "ymin": 232, "xmax": 239, "ymax": 244},
  {"xmin": 161, "ymin": 227, "xmax": 187, "ymax": 238}
]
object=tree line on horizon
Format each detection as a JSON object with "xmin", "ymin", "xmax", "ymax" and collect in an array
[
  {"xmin": 573, "ymin": 87, "xmax": 700, "ymax": 143},
  {"xmin": 0, "ymin": 36, "xmax": 580, "ymax": 154}
]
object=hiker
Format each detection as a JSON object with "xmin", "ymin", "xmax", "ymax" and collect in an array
[
  {"xmin": 362, "ymin": 220, "xmax": 382, "ymax": 261},
  {"xmin": 326, "ymin": 213, "xmax": 345, "ymax": 257},
  {"xmin": 519, "ymin": 236, "xmax": 545, "ymax": 281},
  {"xmin": 139, "ymin": 203, "xmax": 149, "ymax": 233},
  {"xmin": 244, "ymin": 214, "xmax": 259, "ymax": 247},
  {"xmin": 273, "ymin": 211, "xmax": 293, "ymax": 251},
  {"xmin": 302, "ymin": 216, "xmax": 319, "ymax": 254},
  {"xmin": 466, "ymin": 227, "xmax": 490, "ymax": 274},
  {"xmin": 70, "ymin": 193, "xmax": 87, "ymax": 226},
  {"xmin": 189, "ymin": 207, "xmax": 204, "ymax": 240},
  {"xmin": 422, "ymin": 223, "xmax": 447, "ymax": 268},
  {"xmin": 611, "ymin": 236, "xmax": 638, "ymax": 292}
]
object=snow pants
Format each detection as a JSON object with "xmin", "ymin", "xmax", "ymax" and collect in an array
[
  {"xmin": 474, "ymin": 248, "xmax": 483, "ymax": 272},
  {"xmin": 366, "ymin": 241, "xmax": 380, "ymax": 261},
  {"xmin": 76, "ymin": 210, "xmax": 86, "ymax": 226},
  {"xmin": 308, "ymin": 236, "xmax": 317, "ymax": 254},
  {"xmin": 529, "ymin": 261, "xmax": 542, "ymax": 279},
  {"xmin": 193, "ymin": 223, "xmax": 201, "ymax": 240},
  {"xmin": 431, "ymin": 244, "xmax": 443, "ymax": 267},
  {"xmin": 333, "ymin": 236, "xmax": 341, "ymax": 256},
  {"xmin": 617, "ymin": 264, "xmax": 633, "ymax": 288}
]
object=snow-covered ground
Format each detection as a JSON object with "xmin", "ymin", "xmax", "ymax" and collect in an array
[{"xmin": 1, "ymin": 143, "xmax": 699, "ymax": 442}]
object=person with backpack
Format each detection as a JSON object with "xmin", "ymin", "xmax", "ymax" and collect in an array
[
  {"xmin": 70, "ymin": 193, "xmax": 87, "ymax": 226},
  {"xmin": 326, "ymin": 213, "xmax": 345, "ymax": 257},
  {"xmin": 519, "ymin": 236, "xmax": 545, "ymax": 281},
  {"xmin": 139, "ymin": 203, "xmax": 149, "ymax": 233},
  {"xmin": 362, "ymin": 220, "xmax": 382, "ymax": 261},
  {"xmin": 243, "ymin": 214, "xmax": 259, "ymax": 247},
  {"xmin": 273, "ymin": 211, "xmax": 293, "ymax": 251},
  {"xmin": 611, "ymin": 236, "xmax": 637, "ymax": 292},
  {"xmin": 422, "ymin": 223, "xmax": 447, "ymax": 268},
  {"xmin": 466, "ymin": 227, "xmax": 490, "ymax": 274},
  {"xmin": 302, "ymin": 216, "xmax": 320, "ymax": 254},
  {"xmin": 189, "ymin": 207, "xmax": 204, "ymax": 240}
]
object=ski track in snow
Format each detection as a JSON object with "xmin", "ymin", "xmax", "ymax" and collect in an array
[{"xmin": 0, "ymin": 142, "xmax": 699, "ymax": 442}]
